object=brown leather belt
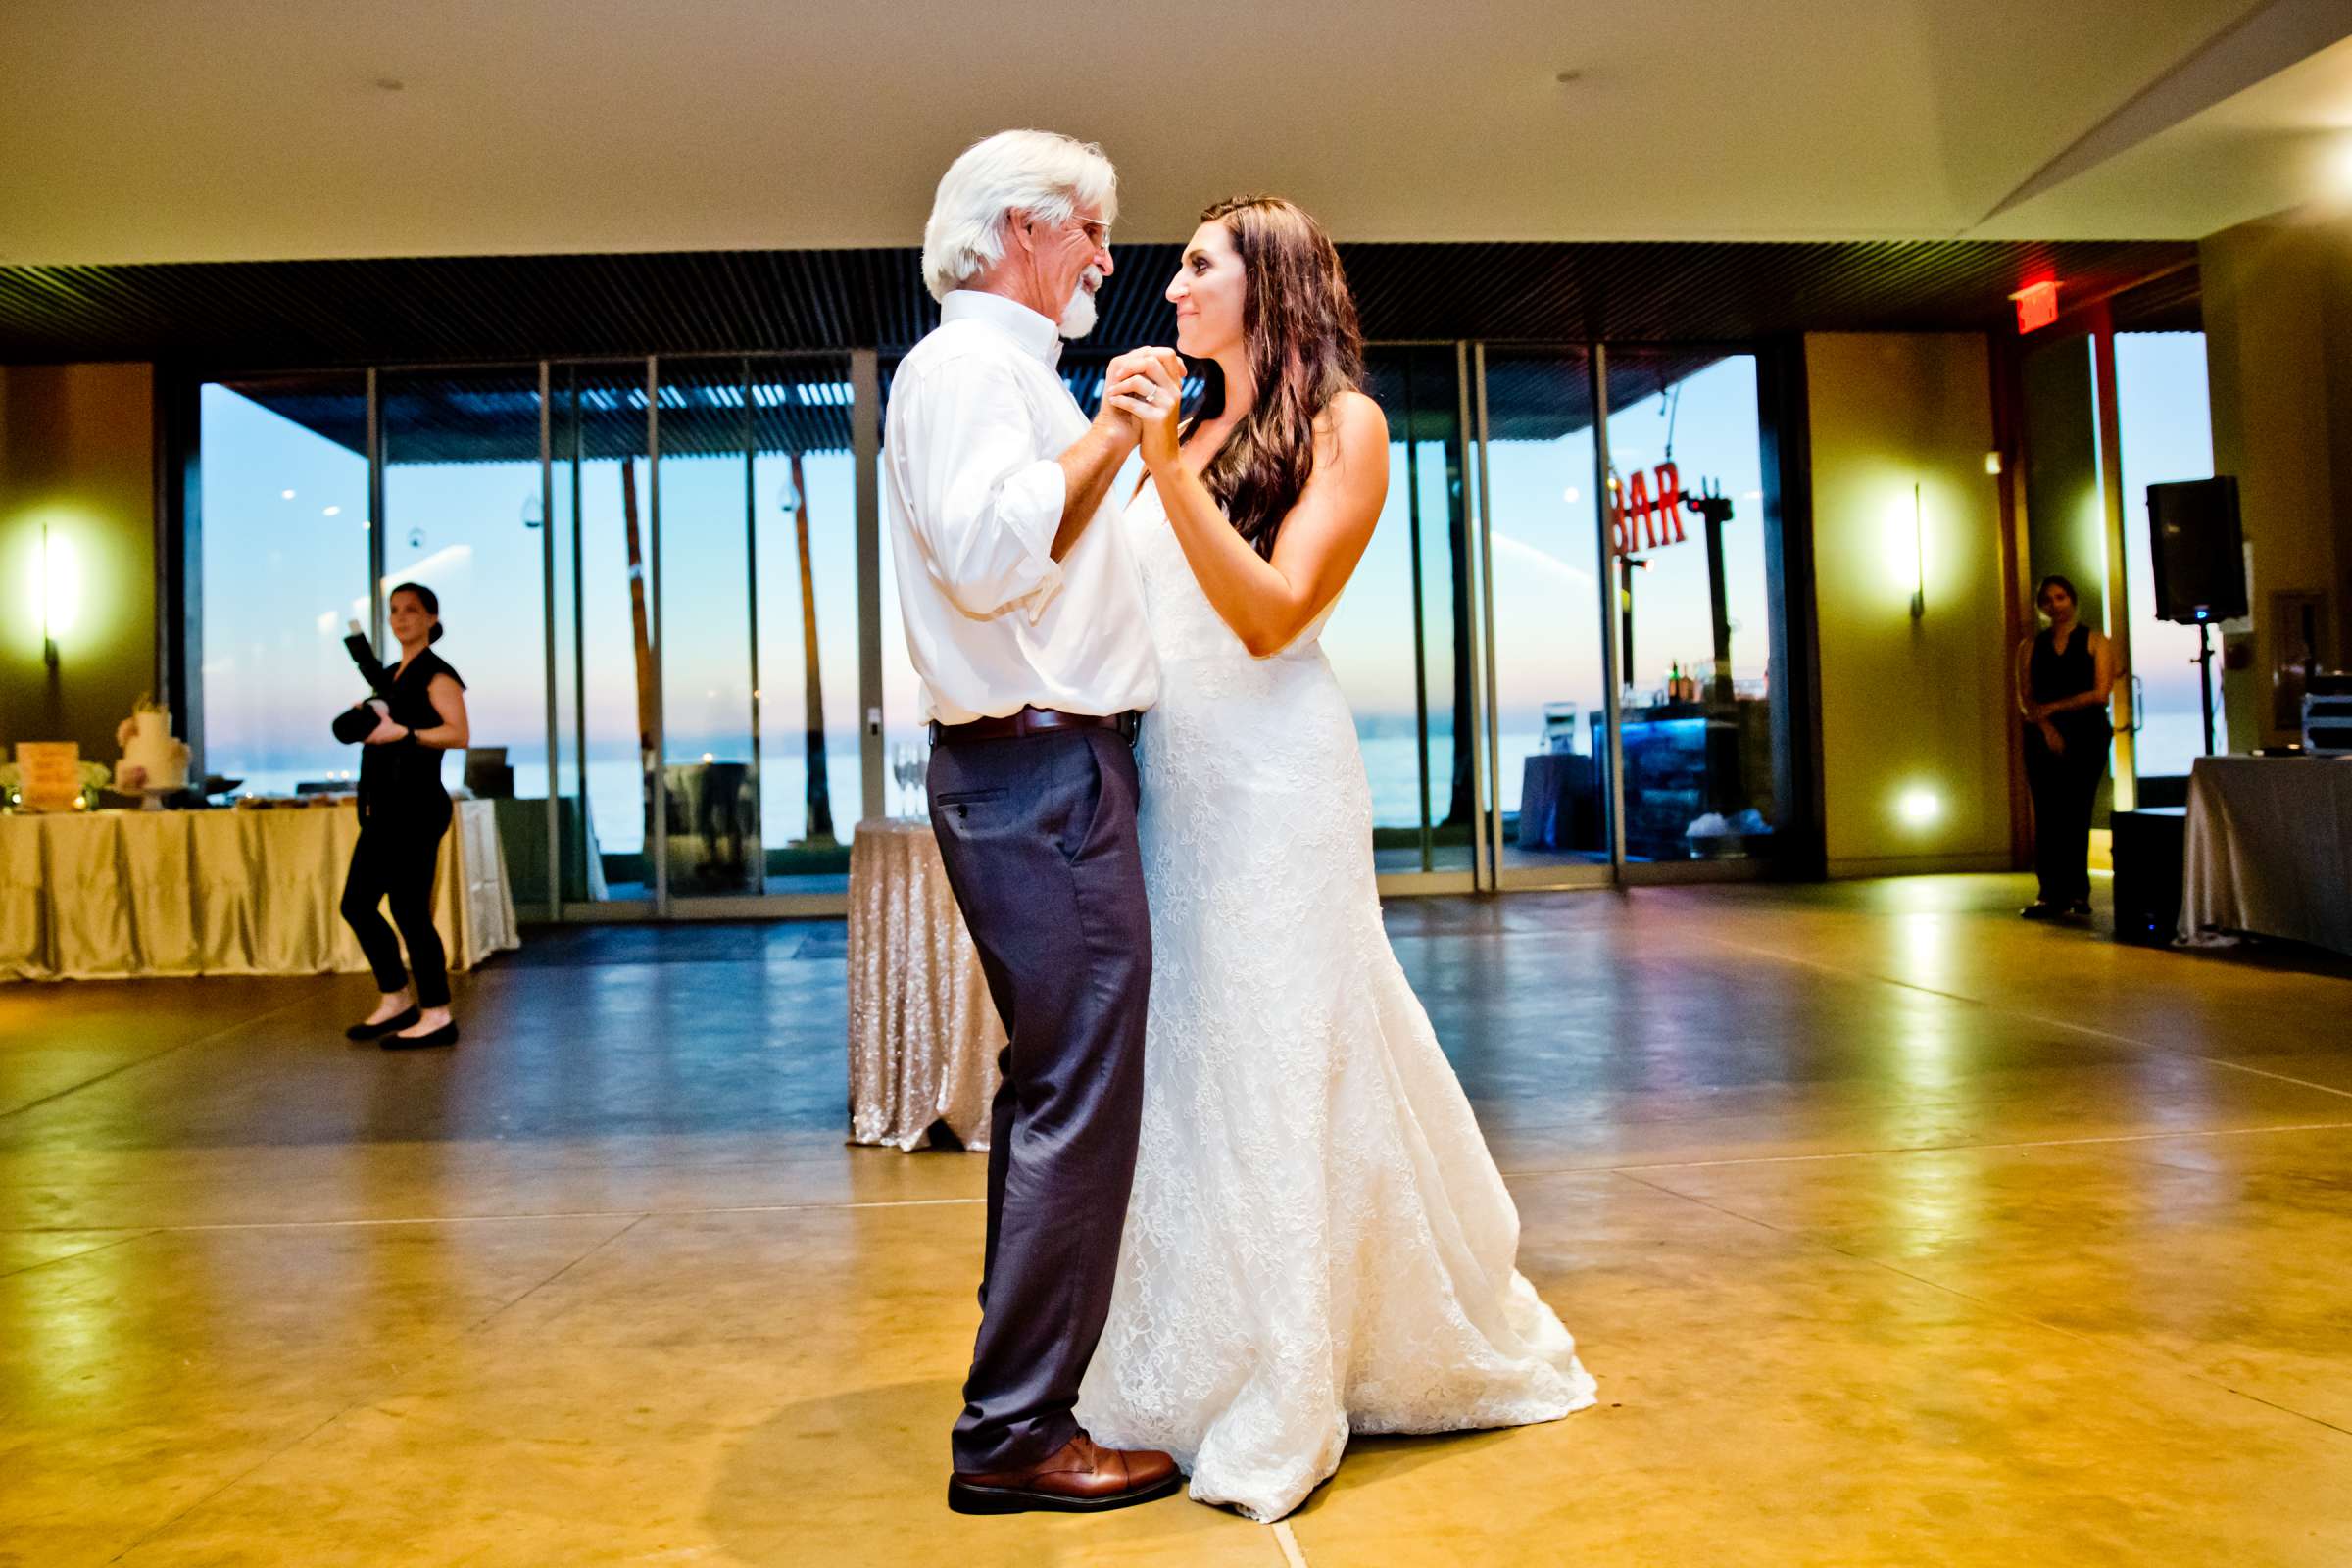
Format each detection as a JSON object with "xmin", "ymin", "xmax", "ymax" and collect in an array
[{"xmin": 929, "ymin": 706, "xmax": 1140, "ymax": 745}]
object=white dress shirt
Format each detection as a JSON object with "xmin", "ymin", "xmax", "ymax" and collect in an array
[{"xmin": 884, "ymin": 289, "xmax": 1160, "ymax": 726}]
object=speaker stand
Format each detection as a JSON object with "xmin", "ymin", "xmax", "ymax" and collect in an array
[{"xmin": 2198, "ymin": 621, "xmax": 2217, "ymax": 757}]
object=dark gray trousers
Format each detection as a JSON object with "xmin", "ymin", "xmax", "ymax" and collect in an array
[{"xmin": 927, "ymin": 725, "xmax": 1151, "ymax": 1474}]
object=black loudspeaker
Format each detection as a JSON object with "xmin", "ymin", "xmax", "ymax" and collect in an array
[{"xmin": 2147, "ymin": 477, "xmax": 2246, "ymax": 624}]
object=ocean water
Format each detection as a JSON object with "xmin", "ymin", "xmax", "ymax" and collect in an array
[{"xmin": 220, "ymin": 726, "xmax": 1558, "ymax": 854}]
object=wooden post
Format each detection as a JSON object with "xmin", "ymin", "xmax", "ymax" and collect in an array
[
  {"xmin": 620, "ymin": 460, "xmax": 657, "ymax": 854},
  {"xmin": 791, "ymin": 451, "xmax": 836, "ymax": 846}
]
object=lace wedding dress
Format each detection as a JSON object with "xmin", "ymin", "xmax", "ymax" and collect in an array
[{"xmin": 1074, "ymin": 481, "xmax": 1596, "ymax": 1522}]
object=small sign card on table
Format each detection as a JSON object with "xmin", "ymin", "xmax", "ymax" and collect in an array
[{"xmin": 14, "ymin": 742, "xmax": 84, "ymax": 812}]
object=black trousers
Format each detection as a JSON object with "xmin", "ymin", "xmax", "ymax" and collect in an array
[
  {"xmin": 340, "ymin": 802, "xmax": 454, "ymax": 1007},
  {"xmin": 2024, "ymin": 722, "xmax": 2111, "ymax": 905},
  {"xmin": 926, "ymin": 726, "xmax": 1151, "ymax": 1475}
]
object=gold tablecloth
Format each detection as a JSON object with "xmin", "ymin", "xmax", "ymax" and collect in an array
[
  {"xmin": 847, "ymin": 816, "xmax": 1004, "ymax": 1151},
  {"xmin": 0, "ymin": 799, "xmax": 519, "ymax": 982}
]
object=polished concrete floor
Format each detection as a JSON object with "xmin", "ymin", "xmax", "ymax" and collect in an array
[{"xmin": 5, "ymin": 875, "xmax": 2351, "ymax": 1566}]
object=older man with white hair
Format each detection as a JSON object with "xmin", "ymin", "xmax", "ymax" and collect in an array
[{"xmin": 884, "ymin": 128, "xmax": 1178, "ymax": 1516}]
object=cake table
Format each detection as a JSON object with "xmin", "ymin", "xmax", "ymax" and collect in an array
[{"xmin": 0, "ymin": 799, "xmax": 519, "ymax": 982}]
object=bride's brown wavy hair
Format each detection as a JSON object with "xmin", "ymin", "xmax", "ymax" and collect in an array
[{"xmin": 1187, "ymin": 195, "xmax": 1365, "ymax": 559}]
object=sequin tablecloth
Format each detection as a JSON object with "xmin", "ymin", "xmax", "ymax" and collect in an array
[
  {"xmin": 0, "ymin": 798, "xmax": 518, "ymax": 982},
  {"xmin": 847, "ymin": 816, "xmax": 1004, "ymax": 1151}
]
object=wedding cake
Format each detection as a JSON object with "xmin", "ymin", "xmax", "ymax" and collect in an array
[{"xmin": 116, "ymin": 704, "xmax": 191, "ymax": 792}]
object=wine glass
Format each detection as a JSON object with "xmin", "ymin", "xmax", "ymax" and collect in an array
[{"xmin": 891, "ymin": 744, "xmax": 922, "ymax": 818}]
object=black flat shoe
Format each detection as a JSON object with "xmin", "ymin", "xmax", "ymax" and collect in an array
[
  {"xmin": 346, "ymin": 1007, "xmax": 419, "ymax": 1041},
  {"xmin": 382, "ymin": 1022, "xmax": 459, "ymax": 1051},
  {"xmin": 2065, "ymin": 900, "xmax": 2094, "ymax": 920},
  {"xmin": 2020, "ymin": 902, "xmax": 2057, "ymax": 920}
]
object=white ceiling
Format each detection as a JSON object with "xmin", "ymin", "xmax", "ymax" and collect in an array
[
  {"xmin": 0, "ymin": 0, "xmax": 2346, "ymax": 266},
  {"xmin": 1977, "ymin": 27, "xmax": 2352, "ymax": 238}
]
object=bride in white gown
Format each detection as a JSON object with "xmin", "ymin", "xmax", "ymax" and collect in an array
[{"xmin": 1074, "ymin": 197, "xmax": 1595, "ymax": 1523}]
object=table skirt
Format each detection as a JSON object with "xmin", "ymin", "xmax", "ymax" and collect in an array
[
  {"xmin": 846, "ymin": 817, "xmax": 1004, "ymax": 1151},
  {"xmin": 0, "ymin": 799, "xmax": 519, "ymax": 982},
  {"xmin": 2179, "ymin": 757, "xmax": 2352, "ymax": 956}
]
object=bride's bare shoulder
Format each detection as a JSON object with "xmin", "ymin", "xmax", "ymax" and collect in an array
[{"xmin": 1312, "ymin": 390, "xmax": 1389, "ymax": 462}]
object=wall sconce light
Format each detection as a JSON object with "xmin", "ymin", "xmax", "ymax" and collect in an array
[
  {"xmin": 41, "ymin": 520, "xmax": 58, "ymax": 668},
  {"xmin": 38, "ymin": 518, "xmax": 78, "ymax": 670},
  {"xmin": 1909, "ymin": 483, "xmax": 1926, "ymax": 621},
  {"xmin": 2328, "ymin": 134, "xmax": 2352, "ymax": 201},
  {"xmin": 1896, "ymin": 786, "xmax": 1942, "ymax": 828},
  {"xmin": 1983, "ymin": 451, "xmax": 2003, "ymax": 476}
]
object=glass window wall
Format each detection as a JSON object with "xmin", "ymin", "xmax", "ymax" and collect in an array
[{"xmin": 188, "ymin": 336, "xmax": 1807, "ymax": 917}]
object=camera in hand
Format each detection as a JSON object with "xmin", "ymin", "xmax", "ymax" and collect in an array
[{"xmin": 333, "ymin": 701, "xmax": 388, "ymax": 745}]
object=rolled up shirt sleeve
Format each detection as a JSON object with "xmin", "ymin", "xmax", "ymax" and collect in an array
[{"xmin": 895, "ymin": 355, "xmax": 1067, "ymax": 622}]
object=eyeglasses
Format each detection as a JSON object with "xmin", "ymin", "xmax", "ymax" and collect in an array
[{"xmin": 1066, "ymin": 214, "xmax": 1111, "ymax": 250}]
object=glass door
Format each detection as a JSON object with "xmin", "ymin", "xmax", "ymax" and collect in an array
[
  {"xmin": 2114, "ymin": 332, "xmax": 2217, "ymax": 782},
  {"xmin": 552, "ymin": 361, "xmax": 657, "ymax": 910},
  {"xmin": 1351, "ymin": 347, "xmax": 1479, "ymax": 887},
  {"xmin": 649, "ymin": 354, "xmax": 863, "ymax": 910},
  {"xmin": 1473, "ymin": 347, "xmax": 1614, "ymax": 886},
  {"xmin": 748, "ymin": 356, "xmax": 861, "ymax": 896},
  {"xmin": 378, "ymin": 368, "xmax": 554, "ymax": 906},
  {"xmin": 1595, "ymin": 347, "xmax": 1783, "ymax": 873},
  {"xmin": 654, "ymin": 357, "xmax": 767, "ymax": 904}
]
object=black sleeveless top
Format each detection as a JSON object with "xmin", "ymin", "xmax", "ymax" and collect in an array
[
  {"xmin": 2029, "ymin": 626, "xmax": 2109, "ymax": 741},
  {"xmin": 359, "ymin": 649, "xmax": 465, "ymax": 816}
]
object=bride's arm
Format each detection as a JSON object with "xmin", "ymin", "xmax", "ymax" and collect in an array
[{"xmin": 1116, "ymin": 368, "xmax": 1390, "ymax": 659}]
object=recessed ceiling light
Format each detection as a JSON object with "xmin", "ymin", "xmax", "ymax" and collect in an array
[
  {"xmin": 281, "ymin": 489, "xmax": 295, "ymax": 500},
  {"xmin": 323, "ymin": 505, "xmax": 341, "ymax": 516}
]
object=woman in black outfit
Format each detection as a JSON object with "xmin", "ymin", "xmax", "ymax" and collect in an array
[
  {"xmin": 2015, "ymin": 573, "xmax": 2116, "ymax": 921},
  {"xmin": 342, "ymin": 582, "xmax": 471, "ymax": 1049}
]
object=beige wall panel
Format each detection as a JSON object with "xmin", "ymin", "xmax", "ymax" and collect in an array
[
  {"xmin": 1805, "ymin": 334, "xmax": 2012, "ymax": 876},
  {"xmin": 0, "ymin": 363, "xmax": 160, "ymax": 769},
  {"xmin": 2199, "ymin": 212, "xmax": 2352, "ymax": 750}
]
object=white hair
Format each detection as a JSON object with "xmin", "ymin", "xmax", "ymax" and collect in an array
[{"xmin": 921, "ymin": 129, "xmax": 1118, "ymax": 303}]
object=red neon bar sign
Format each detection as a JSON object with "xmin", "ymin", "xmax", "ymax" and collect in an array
[{"xmin": 1612, "ymin": 461, "xmax": 1686, "ymax": 554}]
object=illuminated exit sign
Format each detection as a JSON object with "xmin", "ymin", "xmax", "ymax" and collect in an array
[{"xmin": 2010, "ymin": 279, "xmax": 2061, "ymax": 333}]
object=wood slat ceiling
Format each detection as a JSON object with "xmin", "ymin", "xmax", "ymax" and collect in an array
[{"xmin": 0, "ymin": 238, "xmax": 2198, "ymax": 372}]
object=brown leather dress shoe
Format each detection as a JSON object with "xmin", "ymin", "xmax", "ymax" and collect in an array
[{"xmin": 948, "ymin": 1431, "xmax": 1182, "ymax": 1515}]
